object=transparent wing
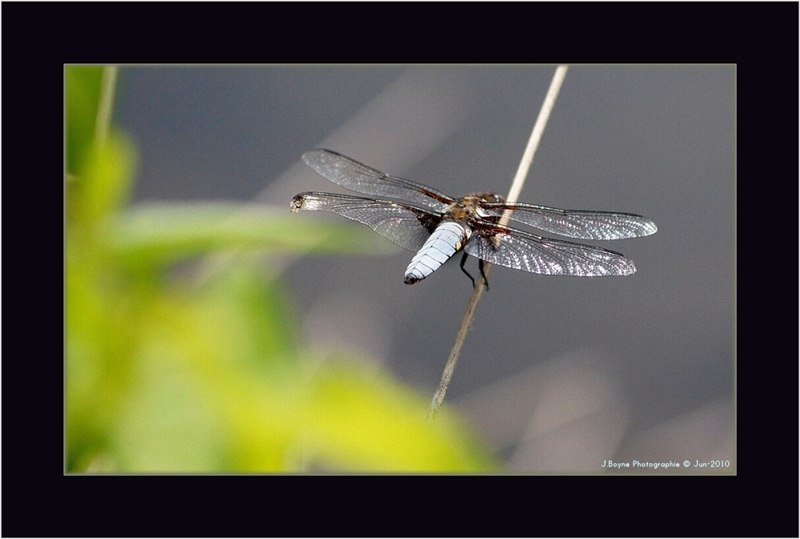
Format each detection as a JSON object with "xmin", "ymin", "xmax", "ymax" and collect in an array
[
  {"xmin": 302, "ymin": 149, "xmax": 452, "ymax": 212},
  {"xmin": 464, "ymin": 224, "xmax": 637, "ymax": 276},
  {"xmin": 291, "ymin": 192, "xmax": 439, "ymax": 252},
  {"xmin": 479, "ymin": 202, "xmax": 657, "ymax": 240}
]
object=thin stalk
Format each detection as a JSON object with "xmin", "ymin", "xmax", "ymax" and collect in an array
[
  {"xmin": 95, "ymin": 66, "xmax": 118, "ymax": 145},
  {"xmin": 427, "ymin": 65, "xmax": 569, "ymax": 422}
]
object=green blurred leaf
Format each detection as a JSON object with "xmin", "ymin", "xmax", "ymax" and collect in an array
[
  {"xmin": 105, "ymin": 202, "xmax": 397, "ymax": 267},
  {"xmin": 299, "ymin": 363, "xmax": 492, "ymax": 472},
  {"xmin": 67, "ymin": 66, "xmax": 130, "ymax": 226},
  {"xmin": 100, "ymin": 267, "xmax": 493, "ymax": 472},
  {"xmin": 76, "ymin": 132, "xmax": 136, "ymax": 224},
  {"xmin": 67, "ymin": 230, "xmax": 140, "ymax": 470},
  {"xmin": 66, "ymin": 66, "xmax": 104, "ymax": 176},
  {"xmin": 66, "ymin": 66, "xmax": 495, "ymax": 473}
]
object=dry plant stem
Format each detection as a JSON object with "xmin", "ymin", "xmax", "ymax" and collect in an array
[{"xmin": 427, "ymin": 65, "xmax": 569, "ymax": 422}]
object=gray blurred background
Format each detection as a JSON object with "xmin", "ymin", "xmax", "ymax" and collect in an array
[{"xmin": 117, "ymin": 65, "xmax": 734, "ymax": 472}]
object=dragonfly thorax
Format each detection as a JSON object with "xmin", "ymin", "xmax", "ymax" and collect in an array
[{"xmin": 446, "ymin": 193, "xmax": 504, "ymax": 223}]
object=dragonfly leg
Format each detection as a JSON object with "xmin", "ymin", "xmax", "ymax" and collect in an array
[
  {"xmin": 478, "ymin": 259, "xmax": 490, "ymax": 291},
  {"xmin": 459, "ymin": 252, "xmax": 476, "ymax": 288},
  {"xmin": 460, "ymin": 253, "xmax": 490, "ymax": 290}
]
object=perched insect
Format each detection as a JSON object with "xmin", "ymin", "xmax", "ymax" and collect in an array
[{"xmin": 291, "ymin": 149, "xmax": 657, "ymax": 287}]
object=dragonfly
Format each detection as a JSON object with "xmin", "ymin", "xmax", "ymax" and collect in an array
[{"xmin": 291, "ymin": 149, "xmax": 657, "ymax": 287}]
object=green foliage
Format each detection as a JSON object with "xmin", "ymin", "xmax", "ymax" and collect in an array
[{"xmin": 66, "ymin": 66, "xmax": 494, "ymax": 472}]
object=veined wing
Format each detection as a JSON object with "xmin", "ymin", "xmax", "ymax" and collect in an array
[
  {"xmin": 478, "ymin": 202, "xmax": 657, "ymax": 240},
  {"xmin": 302, "ymin": 149, "xmax": 452, "ymax": 212},
  {"xmin": 465, "ymin": 224, "xmax": 637, "ymax": 276},
  {"xmin": 291, "ymin": 192, "xmax": 440, "ymax": 252}
]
